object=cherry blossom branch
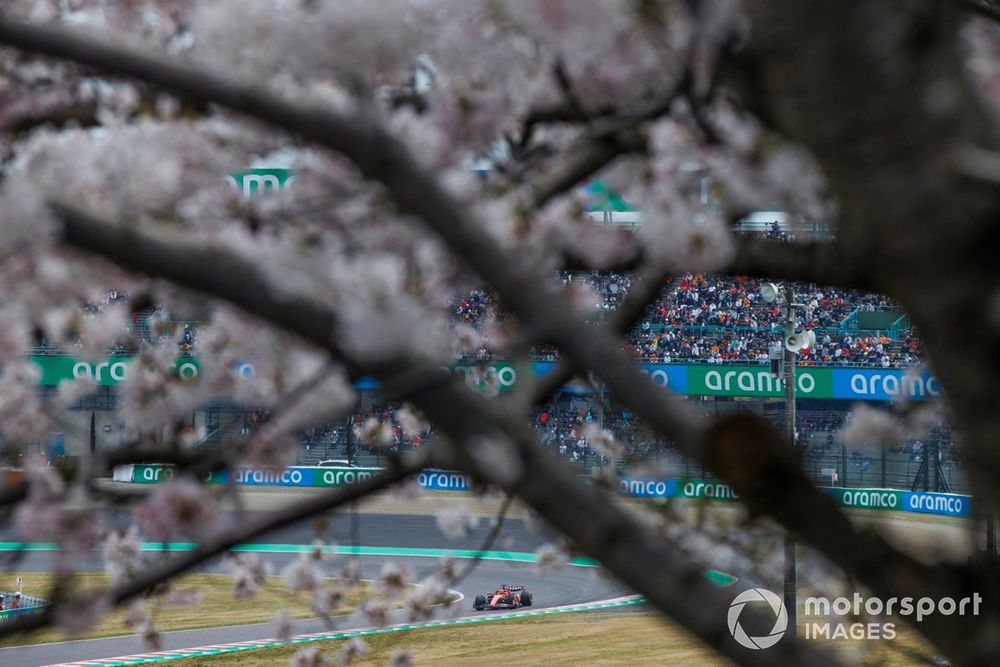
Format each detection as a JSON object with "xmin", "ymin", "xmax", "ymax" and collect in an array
[
  {"xmin": 516, "ymin": 100, "xmax": 614, "ymax": 148},
  {"xmin": 28, "ymin": 85, "xmax": 962, "ymax": 658},
  {"xmin": 1, "ymin": 98, "xmax": 98, "ymax": 135},
  {"xmin": 528, "ymin": 263, "xmax": 671, "ymax": 404},
  {"xmin": 0, "ymin": 15, "xmax": 671, "ymax": 223},
  {"xmin": 0, "ymin": 439, "xmax": 218, "ymax": 515},
  {"xmin": 404, "ymin": 385, "xmax": 839, "ymax": 667},
  {"xmin": 449, "ymin": 494, "xmax": 514, "ymax": 587},
  {"xmin": 0, "ymin": 454, "xmax": 425, "ymax": 640},
  {"xmin": 0, "ymin": 22, "xmax": 702, "ymax": 466},
  {"xmin": 735, "ymin": 4, "xmax": 1000, "ymax": 614},
  {"xmin": 519, "ymin": 71, "xmax": 695, "ymax": 210},
  {"xmin": 526, "ymin": 100, "xmax": 674, "ymax": 211}
]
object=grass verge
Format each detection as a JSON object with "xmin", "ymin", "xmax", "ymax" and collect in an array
[
  {"xmin": 0, "ymin": 572, "xmax": 366, "ymax": 647},
  {"xmin": 174, "ymin": 611, "xmax": 941, "ymax": 667},
  {"xmin": 174, "ymin": 612, "xmax": 726, "ymax": 666}
]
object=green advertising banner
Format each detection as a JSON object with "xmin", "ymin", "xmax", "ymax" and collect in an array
[
  {"xmin": 131, "ymin": 464, "xmax": 177, "ymax": 483},
  {"xmin": 685, "ymin": 365, "xmax": 834, "ymax": 399},
  {"xmin": 444, "ymin": 361, "xmax": 519, "ymax": 393},
  {"xmin": 31, "ymin": 356, "xmax": 201, "ymax": 386},
  {"xmin": 225, "ymin": 168, "xmax": 295, "ymax": 197},
  {"xmin": 120, "ymin": 466, "xmax": 968, "ymax": 517},
  {"xmin": 822, "ymin": 487, "xmax": 904, "ymax": 511},
  {"xmin": 677, "ymin": 479, "xmax": 740, "ymax": 501},
  {"xmin": 129, "ymin": 464, "xmax": 383, "ymax": 488},
  {"xmin": 29, "ymin": 355, "xmax": 936, "ymax": 402}
]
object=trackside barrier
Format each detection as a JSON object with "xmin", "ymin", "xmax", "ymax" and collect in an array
[
  {"xmin": 0, "ymin": 591, "xmax": 50, "ymax": 625},
  {"xmin": 0, "ymin": 607, "xmax": 46, "ymax": 625},
  {"xmin": 48, "ymin": 597, "xmax": 647, "ymax": 666},
  {"xmin": 32, "ymin": 356, "xmax": 942, "ymax": 401},
  {"xmin": 115, "ymin": 464, "xmax": 973, "ymax": 518},
  {"xmin": 112, "ymin": 464, "xmax": 134, "ymax": 482}
]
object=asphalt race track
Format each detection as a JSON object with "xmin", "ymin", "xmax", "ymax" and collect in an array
[{"xmin": 0, "ymin": 513, "xmax": 628, "ymax": 666}]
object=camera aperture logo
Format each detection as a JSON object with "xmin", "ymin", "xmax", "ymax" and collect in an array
[{"xmin": 728, "ymin": 588, "xmax": 788, "ymax": 650}]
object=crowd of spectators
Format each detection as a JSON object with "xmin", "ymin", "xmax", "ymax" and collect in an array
[
  {"xmin": 295, "ymin": 403, "xmax": 431, "ymax": 463},
  {"xmin": 31, "ymin": 291, "xmax": 197, "ymax": 357},
  {"xmin": 29, "ymin": 234, "xmax": 926, "ymax": 370},
  {"xmin": 532, "ymin": 401, "xmax": 611, "ymax": 467},
  {"xmin": 520, "ymin": 399, "xmax": 961, "ymax": 476},
  {"xmin": 452, "ymin": 271, "xmax": 924, "ymax": 367}
]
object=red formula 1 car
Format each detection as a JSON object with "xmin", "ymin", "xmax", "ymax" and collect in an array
[{"xmin": 473, "ymin": 584, "xmax": 534, "ymax": 611}]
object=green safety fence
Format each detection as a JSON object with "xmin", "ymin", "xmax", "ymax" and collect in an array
[{"xmin": 0, "ymin": 606, "xmax": 48, "ymax": 625}]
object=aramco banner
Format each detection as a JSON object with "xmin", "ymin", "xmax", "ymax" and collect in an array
[
  {"xmin": 29, "ymin": 356, "xmax": 940, "ymax": 401},
  {"xmin": 685, "ymin": 365, "xmax": 834, "ymax": 398},
  {"xmin": 32, "ymin": 356, "xmax": 202, "ymax": 386},
  {"xmin": 123, "ymin": 465, "xmax": 970, "ymax": 518},
  {"xmin": 226, "ymin": 168, "xmax": 295, "ymax": 197}
]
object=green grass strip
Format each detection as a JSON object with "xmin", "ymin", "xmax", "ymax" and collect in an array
[{"xmin": 87, "ymin": 597, "xmax": 647, "ymax": 665}]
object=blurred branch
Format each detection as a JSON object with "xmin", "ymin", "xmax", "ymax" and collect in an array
[
  {"xmin": 949, "ymin": 144, "xmax": 1000, "ymax": 185},
  {"xmin": 520, "ymin": 71, "xmax": 697, "ymax": 210},
  {"xmin": 525, "ymin": 86, "xmax": 686, "ymax": 211},
  {"xmin": 528, "ymin": 263, "xmax": 672, "ymax": 404},
  {"xmin": 2, "ymin": 364, "xmax": 348, "ymax": 524},
  {"xmin": 527, "ymin": 127, "xmax": 644, "ymax": 209},
  {"xmin": 0, "ymin": 97, "xmax": 98, "ymax": 135},
  {"xmin": 450, "ymin": 494, "xmax": 514, "ymax": 587},
  {"xmin": 0, "ymin": 454, "xmax": 424, "ymax": 640},
  {"xmin": 952, "ymin": 0, "xmax": 1000, "ymax": 23},
  {"xmin": 516, "ymin": 101, "xmax": 613, "ymax": 149}
]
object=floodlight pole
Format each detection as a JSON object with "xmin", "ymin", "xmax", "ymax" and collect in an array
[{"xmin": 782, "ymin": 284, "xmax": 798, "ymax": 635}]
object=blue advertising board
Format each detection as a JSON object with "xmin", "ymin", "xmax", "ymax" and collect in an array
[
  {"xmin": 618, "ymin": 477, "xmax": 679, "ymax": 498},
  {"xmin": 637, "ymin": 363, "xmax": 688, "ymax": 393},
  {"xmin": 901, "ymin": 490, "xmax": 970, "ymax": 517},
  {"xmin": 416, "ymin": 469, "xmax": 472, "ymax": 491},
  {"xmin": 216, "ymin": 467, "xmax": 316, "ymax": 486},
  {"xmin": 126, "ymin": 464, "xmax": 972, "ymax": 518},
  {"xmin": 830, "ymin": 368, "xmax": 942, "ymax": 401}
]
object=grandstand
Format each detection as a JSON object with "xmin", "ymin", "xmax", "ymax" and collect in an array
[
  {"xmin": 12, "ymin": 219, "xmax": 954, "ymax": 496},
  {"xmin": 454, "ymin": 271, "xmax": 923, "ymax": 368}
]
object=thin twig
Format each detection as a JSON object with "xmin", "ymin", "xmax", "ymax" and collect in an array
[
  {"xmin": 0, "ymin": 454, "xmax": 425, "ymax": 640},
  {"xmin": 529, "ymin": 263, "xmax": 672, "ymax": 405},
  {"xmin": 450, "ymin": 494, "xmax": 515, "ymax": 587}
]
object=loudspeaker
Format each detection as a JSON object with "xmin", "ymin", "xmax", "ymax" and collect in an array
[
  {"xmin": 785, "ymin": 333, "xmax": 807, "ymax": 352},
  {"xmin": 759, "ymin": 282, "xmax": 780, "ymax": 304},
  {"xmin": 785, "ymin": 330, "xmax": 816, "ymax": 352}
]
